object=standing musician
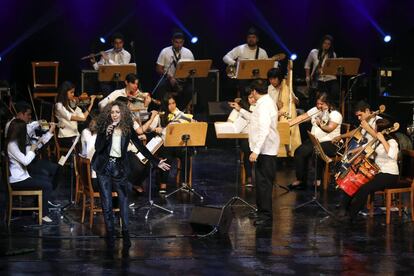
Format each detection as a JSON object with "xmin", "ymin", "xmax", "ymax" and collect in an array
[
  {"xmin": 6, "ymin": 119, "xmax": 56, "ymax": 223},
  {"xmin": 304, "ymin": 35, "xmax": 339, "ymax": 104},
  {"xmin": 288, "ymin": 92, "xmax": 342, "ymax": 190},
  {"xmin": 92, "ymin": 101, "xmax": 170, "ymax": 248},
  {"xmin": 55, "ymin": 81, "xmax": 96, "ymax": 148},
  {"xmin": 223, "ymin": 27, "xmax": 270, "ymax": 100},
  {"xmin": 267, "ymin": 67, "xmax": 301, "ymax": 157},
  {"xmin": 155, "ymin": 31, "xmax": 194, "ymax": 110},
  {"xmin": 89, "ymin": 33, "xmax": 131, "ymax": 95},
  {"xmin": 337, "ymin": 118, "xmax": 400, "ymax": 222},
  {"xmin": 244, "ymin": 79, "xmax": 279, "ymax": 226}
]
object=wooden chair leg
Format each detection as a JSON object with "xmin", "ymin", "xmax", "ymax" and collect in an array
[
  {"xmin": 189, "ymin": 157, "xmax": 193, "ymax": 187},
  {"xmin": 240, "ymin": 152, "xmax": 246, "ymax": 186},
  {"xmin": 81, "ymin": 194, "xmax": 86, "ymax": 223},
  {"xmin": 176, "ymin": 158, "xmax": 181, "ymax": 185},
  {"xmin": 323, "ymin": 163, "xmax": 329, "ymax": 190},
  {"xmin": 397, "ymin": 194, "xmax": 403, "ymax": 218},
  {"xmin": 38, "ymin": 193, "xmax": 43, "ymax": 225},
  {"xmin": 386, "ymin": 191, "xmax": 392, "ymax": 225},
  {"xmin": 89, "ymin": 199, "xmax": 94, "ymax": 228},
  {"xmin": 8, "ymin": 195, "xmax": 12, "ymax": 226},
  {"xmin": 367, "ymin": 194, "xmax": 374, "ymax": 218},
  {"xmin": 411, "ymin": 190, "xmax": 414, "ymax": 222}
]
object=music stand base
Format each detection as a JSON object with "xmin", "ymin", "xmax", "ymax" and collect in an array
[
  {"xmin": 295, "ymin": 196, "xmax": 334, "ymax": 217},
  {"xmin": 165, "ymin": 183, "xmax": 204, "ymax": 200},
  {"xmin": 225, "ymin": 196, "xmax": 257, "ymax": 212},
  {"xmin": 144, "ymin": 200, "xmax": 173, "ymax": 220}
]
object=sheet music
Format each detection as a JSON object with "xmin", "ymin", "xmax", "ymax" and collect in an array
[
  {"xmin": 58, "ymin": 134, "xmax": 80, "ymax": 166},
  {"xmin": 137, "ymin": 136, "xmax": 163, "ymax": 163}
]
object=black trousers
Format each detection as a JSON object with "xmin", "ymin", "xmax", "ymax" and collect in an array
[
  {"xmin": 97, "ymin": 160, "xmax": 130, "ymax": 235},
  {"xmin": 28, "ymin": 158, "xmax": 60, "ymax": 190},
  {"xmin": 240, "ymin": 139, "xmax": 252, "ymax": 178},
  {"xmin": 294, "ymin": 139, "xmax": 337, "ymax": 184},
  {"xmin": 11, "ymin": 176, "xmax": 53, "ymax": 216},
  {"xmin": 127, "ymin": 151, "xmax": 149, "ymax": 187},
  {"xmin": 255, "ymin": 154, "xmax": 277, "ymax": 220},
  {"xmin": 158, "ymin": 146, "xmax": 188, "ymax": 185},
  {"xmin": 340, "ymin": 173, "xmax": 399, "ymax": 219}
]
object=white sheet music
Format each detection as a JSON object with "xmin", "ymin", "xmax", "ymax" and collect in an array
[{"xmin": 137, "ymin": 136, "xmax": 163, "ymax": 164}]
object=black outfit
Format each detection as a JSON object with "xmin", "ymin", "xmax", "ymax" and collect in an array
[
  {"xmin": 92, "ymin": 124, "xmax": 159, "ymax": 241},
  {"xmin": 158, "ymin": 146, "xmax": 188, "ymax": 185},
  {"xmin": 294, "ymin": 139, "xmax": 337, "ymax": 185},
  {"xmin": 240, "ymin": 139, "xmax": 252, "ymax": 179},
  {"xmin": 28, "ymin": 158, "xmax": 60, "ymax": 190},
  {"xmin": 340, "ymin": 173, "xmax": 400, "ymax": 219},
  {"xmin": 255, "ymin": 154, "xmax": 277, "ymax": 221}
]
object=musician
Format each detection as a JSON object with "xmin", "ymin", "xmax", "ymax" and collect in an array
[
  {"xmin": 158, "ymin": 95, "xmax": 193, "ymax": 193},
  {"xmin": 92, "ymin": 101, "xmax": 170, "ymax": 248},
  {"xmin": 288, "ymin": 92, "xmax": 342, "ymax": 190},
  {"xmin": 6, "ymin": 119, "xmax": 56, "ymax": 223},
  {"xmin": 55, "ymin": 81, "xmax": 96, "ymax": 148},
  {"xmin": 81, "ymin": 114, "xmax": 98, "ymax": 188},
  {"xmin": 245, "ymin": 79, "xmax": 279, "ymax": 226},
  {"xmin": 333, "ymin": 101, "xmax": 379, "ymax": 145},
  {"xmin": 223, "ymin": 27, "xmax": 270, "ymax": 99},
  {"xmin": 337, "ymin": 118, "xmax": 400, "ymax": 222},
  {"xmin": 304, "ymin": 35, "xmax": 339, "ymax": 104},
  {"xmin": 267, "ymin": 68, "xmax": 301, "ymax": 157},
  {"xmin": 229, "ymin": 94, "xmax": 257, "ymax": 187},
  {"xmin": 5, "ymin": 102, "xmax": 60, "ymax": 193},
  {"xmin": 155, "ymin": 31, "xmax": 194, "ymax": 110}
]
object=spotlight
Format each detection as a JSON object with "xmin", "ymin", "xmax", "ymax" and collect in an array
[
  {"xmin": 383, "ymin": 35, "xmax": 391, "ymax": 43},
  {"xmin": 99, "ymin": 37, "xmax": 106, "ymax": 44},
  {"xmin": 290, "ymin": 53, "xmax": 297, "ymax": 61},
  {"xmin": 0, "ymin": 56, "xmax": 2, "ymax": 62},
  {"xmin": 191, "ymin": 36, "xmax": 198, "ymax": 44}
]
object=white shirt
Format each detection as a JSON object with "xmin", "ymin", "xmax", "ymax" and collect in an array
[
  {"xmin": 99, "ymin": 88, "xmax": 127, "ymax": 110},
  {"xmin": 7, "ymin": 141, "xmax": 36, "ymax": 183},
  {"xmin": 304, "ymin": 49, "xmax": 337, "ymax": 82},
  {"xmin": 5, "ymin": 118, "xmax": 53, "ymax": 149},
  {"xmin": 375, "ymin": 139, "xmax": 399, "ymax": 175},
  {"xmin": 55, "ymin": 103, "xmax": 85, "ymax": 138},
  {"xmin": 360, "ymin": 115, "xmax": 382, "ymax": 143},
  {"xmin": 248, "ymin": 94, "xmax": 279, "ymax": 156},
  {"xmin": 307, "ymin": 107, "xmax": 342, "ymax": 142},
  {"xmin": 93, "ymin": 48, "xmax": 131, "ymax": 70},
  {"xmin": 267, "ymin": 85, "xmax": 280, "ymax": 107},
  {"xmin": 156, "ymin": 46, "xmax": 194, "ymax": 76},
  {"xmin": 81, "ymin": 128, "xmax": 97, "ymax": 178},
  {"xmin": 109, "ymin": 128, "xmax": 122, "ymax": 158},
  {"xmin": 223, "ymin": 44, "xmax": 269, "ymax": 66}
]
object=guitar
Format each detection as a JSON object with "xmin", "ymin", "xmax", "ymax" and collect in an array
[{"xmin": 226, "ymin": 53, "xmax": 287, "ymax": 79}]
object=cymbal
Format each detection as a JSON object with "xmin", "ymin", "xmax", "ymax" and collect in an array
[{"xmin": 399, "ymin": 100, "xmax": 414, "ymax": 104}]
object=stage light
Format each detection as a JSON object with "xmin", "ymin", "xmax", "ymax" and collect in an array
[
  {"xmin": 100, "ymin": 37, "xmax": 106, "ymax": 44},
  {"xmin": 191, "ymin": 36, "xmax": 198, "ymax": 44},
  {"xmin": 384, "ymin": 35, "xmax": 391, "ymax": 43},
  {"xmin": 290, "ymin": 53, "xmax": 297, "ymax": 61},
  {"xmin": 0, "ymin": 56, "xmax": 2, "ymax": 62}
]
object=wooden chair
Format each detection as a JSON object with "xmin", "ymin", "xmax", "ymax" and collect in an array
[
  {"xmin": 77, "ymin": 155, "xmax": 119, "ymax": 228},
  {"xmin": 5, "ymin": 160, "xmax": 43, "ymax": 226},
  {"xmin": 368, "ymin": 149, "xmax": 414, "ymax": 224},
  {"xmin": 322, "ymin": 123, "xmax": 351, "ymax": 190}
]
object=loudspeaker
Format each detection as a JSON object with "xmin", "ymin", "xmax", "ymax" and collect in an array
[
  {"xmin": 189, "ymin": 205, "xmax": 233, "ymax": 234},
  {"xmin": 194, "ymin": 69, "xmax": 220, "ymax": 114}
]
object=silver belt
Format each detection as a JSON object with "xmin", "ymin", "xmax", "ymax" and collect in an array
[{"xmin": 109, "ymin": 157, "xmax": 119, "ymax": 163}]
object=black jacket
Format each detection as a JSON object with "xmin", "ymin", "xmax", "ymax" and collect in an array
[{"xmin": 91, "ymin": 125, "xmax": 159, "ymax": 175}]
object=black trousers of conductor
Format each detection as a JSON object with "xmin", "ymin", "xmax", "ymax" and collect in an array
[{"xmin": 255, "ymin": 154, "xmax": 277, "ymax": 220}]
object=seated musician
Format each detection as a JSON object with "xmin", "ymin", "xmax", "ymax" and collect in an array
[
  {"xmin": 158, "ymin": 94, "xmax": 193, "ymax": 194},
  {"xmin": 5, "ymin": 102, "xmax": 60, "ymax": 195},
  {"xmin": 333, "ymin": 100, "xmax": 380, "ymax": 147},
  {"xmin": 228, "ymin": 93, "xmax": 257, "ymax": 187},
  {"xmin": 337, "ymin": 118, "xmax": 400, "ymax": 222},
  {"xmin": 288, "ymin": 92, "xmax": 342, "ymax": 190},
  {"xmin": 6, "ymin": 119, "xmax": 56, "ymax": 223},
  {"xmin": 80, "ymin": 114, "xmax": 99, "ymax": 189},
  {"xmin": 55, "ymin": 81, "xmax": 96, "ymax": 148}
]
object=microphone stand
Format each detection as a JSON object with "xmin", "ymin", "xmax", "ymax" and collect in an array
[
  {"xmin": 345, "ymin": 76, "xmax": 360, "ymax": 122},
  {"xmin": 152, "ymin": 59, "xmax": 175, "ymax": 98}
]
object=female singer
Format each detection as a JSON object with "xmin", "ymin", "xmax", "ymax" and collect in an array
[
  {"xmin": 6, "ymin": 119, "xmax": 56, "ymax": 223},
  {"xmin": 288, "ymin": 92, "xmax": 342, "ymax": 190},
  {"xmin": 55, "ymin": 81, "xmax": 96, "ymax": 148},
  {"xmin": 92, "ymin": 101, "xmax": 170, "ymax": 247},
  {"xmin": 338, "ymin": 118, "xmax": 400, "ymax": 221}
]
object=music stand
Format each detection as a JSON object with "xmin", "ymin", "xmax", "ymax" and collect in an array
[
  {"xmin": 175, "ymin": 60, "xmax": 212, "ymax": 110},
  {"xmin": 98, "ymin": 64, "xmax": 137, "ymax": 89},
  {"xmin": 321, "ymin": 58, "xmax": 360, "ymax": 116},
  {"xmin": 235, "ymin": 59, "xmax": 275, "ymax": 80},
  {"xmin": 215, "ymin": 131, "xmax": 257, "ymax": 212},
  {"xmin": 295, "ymin": 131, "xmax": 334, "ymax": 218},
  {"xmin": 165, "ymin": 122, "xmax": 208, "ymax": 200}
]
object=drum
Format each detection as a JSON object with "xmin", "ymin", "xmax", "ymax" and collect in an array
[{"xmin": 336, "ymin": 155, "xmax": 380, "ymax": 196}]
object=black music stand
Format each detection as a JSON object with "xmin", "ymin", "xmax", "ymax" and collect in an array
[
  {"xmin": 164, "ymin": 122, "xmax": 208, "ymax": 200},
  {"xmin": 295, "ymin": 131, "xmax": 334, "ymax": 218},
  {"xmin": 175, "ymin": 60, "xmax": 212, "ymax": 111},
  {"xmin": 322, "ymin": 58, "xmax": 360, "ymax": 116}
]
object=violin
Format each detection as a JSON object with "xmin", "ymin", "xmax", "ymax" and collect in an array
[{"xmin": 74, "ymin": 92, "xmax": 103, "ymax": 107}]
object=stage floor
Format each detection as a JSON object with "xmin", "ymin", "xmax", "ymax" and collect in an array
[{"xmin": 1, "ymin": 148, "xmax": 414, "ymax": 275}]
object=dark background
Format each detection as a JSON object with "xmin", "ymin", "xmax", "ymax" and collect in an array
[{"xmin": 0, "ymin": 0, "xmax": 413, "ymax": 123}]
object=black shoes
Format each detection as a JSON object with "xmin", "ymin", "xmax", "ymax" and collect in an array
[{"xmin": 122, "ymin": 230, "xmax": 131, "ymax": 248}]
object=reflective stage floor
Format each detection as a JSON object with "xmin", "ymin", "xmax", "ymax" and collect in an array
[{"xmin": 1, "ymin": 148, "xmax": 414, "ymax": 275}]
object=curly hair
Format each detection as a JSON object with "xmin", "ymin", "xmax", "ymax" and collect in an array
[{"xmin": 96, "ymin": 101, "xmax": 133, "ymax": 135}]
